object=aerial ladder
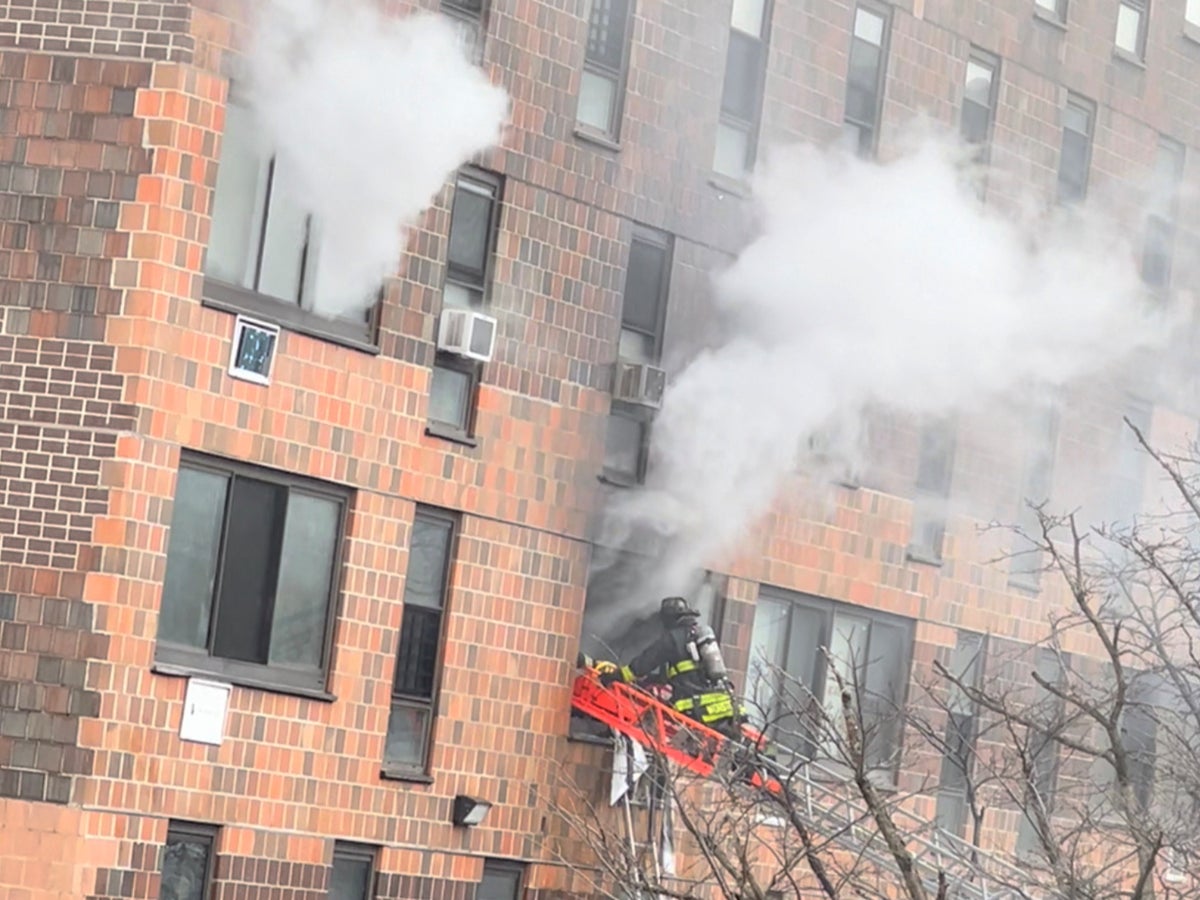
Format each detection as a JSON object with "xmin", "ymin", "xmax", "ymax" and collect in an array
[{"xmin": 571, "ymin": 666, "xmax": 1036, "ymax": 900}]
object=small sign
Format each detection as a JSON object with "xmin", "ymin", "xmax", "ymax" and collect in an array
[
  {"xmin": 179, "ymin": 678, "xmax": 231, "ymax": 746},
  {"xmin": 229, "ymin": 315, "xmax": 280, "ymax": 385}
]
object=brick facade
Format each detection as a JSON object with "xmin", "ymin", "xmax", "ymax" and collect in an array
[{"xmin": 0, "ymin": 0, "xmax": 1196, "ymax": 898}]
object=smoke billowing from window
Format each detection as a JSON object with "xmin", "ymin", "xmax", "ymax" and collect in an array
[
  {"xmin": 607, "ymin": 134, "xmax": 1183, "ymax": 610},
  {"xmin": 244, "ymin": 0, "xmax": 509, "ymax": 318}
]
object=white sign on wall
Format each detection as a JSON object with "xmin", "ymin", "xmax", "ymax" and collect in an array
[{"xmin": 178, "ymin": 678, "xmax": 232, "ymax": 746}]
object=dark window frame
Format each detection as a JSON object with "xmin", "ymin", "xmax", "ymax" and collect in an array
[
  {"xmin": 935, "ymin": 631, "xmax": 987, "ymax": 837},
  {"xmin": 960, "ymin": 48, "xmax": 1000, "ymax": 151},
  {"xmin": 714, "ymin": 0, "xmax": 774, "ymax": 178},
  {"xmin": 1010, "ymin": 403, "xmax": 1060, "ymax": 591},
  {"xmin": 428, "ymin": 169, "xmax": 503, "ymax": 444},
  {"xmin": 909, "ymin": 417, "xmax": 957, "ymax": 564},
  {"xmin": 478, "ymin": 859, "xmax": 526, "ymax": 900},
  {"xmin": 382, "ymin": 507, "xmax": 459, "ymax": 780},
  {"xmin": 201, "ymin": 92, "xmax": 381, "ymax": 352},
  {"xmin": 1034, "ymin": 0, "xmax": 1068, "ymax": 22},
  {"xmin": 329, "ymin": 841, "xmax": 378, "ymax": 900},
  {"xmin": 161, "ymin": 820, "xmax": 219, "ymax": 900},
  {"xmin": 843, "ymin": 1, "xmax": 892, "ymax": 158},
  {"xmin": 1141, "ymin": 136, "xmax": 1185, "ymax": 290},
  {"xmin": 1114, "ymin": 0, "xmax": 1150, "ymax": 58},
  {"xmin": 577, "ymin": 0, "xmax": 636, "ymax": 140},
  {"xmin": 748, "ymin": 587, "xmax": 916, "ymax": 775},
  {"xmin": 604, "ymin": 225, "xmax": 673, "ymax": 487},
  {"xmin": 153, "ymin": 452, "xmax": 350, "ymax": 698},
  {"xmin": 1056, "ymin": 94, "xmax": 1095, "ymax": 205},
  {"xmin": 1016, "ymin": 648, "xmax": 1069, "ymax": 855}
]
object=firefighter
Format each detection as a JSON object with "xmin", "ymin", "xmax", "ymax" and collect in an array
[{"xmin": 587, "ymin": 596, "xmax": 746, "ymax": 739}]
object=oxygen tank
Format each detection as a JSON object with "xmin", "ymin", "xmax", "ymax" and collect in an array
[{"xmin": 687, "ymin": 622, "xmax": 728, "ymax": 682}]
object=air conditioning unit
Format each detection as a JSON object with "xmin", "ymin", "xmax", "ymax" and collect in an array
[
  {"xmin": 613, "ymin": 359, "xmax": 667, "ymax": 408},
  {"xmin": 437, "ymin": 308, "xmax": 497, "ymax": 362},
  {"xmin": 228, "ymin": 315, "xmax": 280, "ymax": 386}
]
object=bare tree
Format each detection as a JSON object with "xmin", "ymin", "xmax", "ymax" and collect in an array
[{"xmin": 549, "ymin": 425, "xmax": 1200, "ymax": 900}]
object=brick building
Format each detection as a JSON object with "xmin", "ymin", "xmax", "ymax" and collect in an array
[{"xmin": 0, "ymin": 0, "xmax": 1197, "ymax": 898}]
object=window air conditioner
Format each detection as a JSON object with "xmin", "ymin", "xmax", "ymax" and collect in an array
[
  {"xmin": 613, "ymin": 359, "xmax": 667, "ymax": 409},
  {"xmin": 437, "ymin": 308, "xmax": 497, "ymax": 362}
]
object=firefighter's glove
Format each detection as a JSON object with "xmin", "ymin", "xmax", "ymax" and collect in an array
[{"xmin": 599, "ymin": 669, "xmax": 624, "ymax": 688}]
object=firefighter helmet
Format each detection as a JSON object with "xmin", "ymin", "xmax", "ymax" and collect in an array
[{"xmin": 660, "ymin": 595, "xmax": 694, "ymax": 624}]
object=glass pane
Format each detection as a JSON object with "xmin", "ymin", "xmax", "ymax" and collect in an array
[
  {"xmin": 846, "ymin": 40, "xmax": 882, "ymax": 121},
  {"xmin": 269, "ymin": 492, "xmax": 340, "ymax": 670},
  {"xmin": 429, "ymin": 364, "xmax": 472, "ymax": 430},
  {"xmin": 394, "ymin": 606, "xmax": 443, "ymax": 697},
  {"xmin": 963, "ymin": 60, "xmax": 993, "ymax": 106},
  {"xmin": 1063, "ymin": 102, "xmax": 1090, "ymax": 135},
  {"xmin": 621, "ymin": 238, "xmax": 667, "ymax": 334},
  {"xmin": 854, "ymin": 7, "xmax": 884, "ymax": 45},
  {"xmin": 1057, "ymin": 132, "xmax": 1089, "ymax": 202},
  {"xmin": 257, "ymin": 154, "xmax": 311, "ymax": 303},
  {"xmin": 384, "ymin": 703, "xmax": 429, "ymax": 767},
  {"xmin": 1115, "ymin": 4, "xmax": 1142, "ymax": 53},
  {"xmin": 160, "ymin": 832, "xmax": 212, "ymax": 900},
  {"xmin": 961, "ymin": 101, "xmax": 990, "ymax": 144},
  {"xmin": 442, "ymin": 281, "xmax": 477, "ymax": 310},
  {"xmin": 731, "ymin": 0, "xmax": 767, "ymax": 35},
  {"xmin": 329, "ymin": 851, "xmax": 371, "ymax": 900},
  {"xmin": 159, "ymin": 467, "xmax": 228, "ymax": 649},
  {"xmin": 1189, "ymin": 0, "xmax": 1200, "ymax": 24},
  {"xmin": 745, "ymin": 596, "xmax": 790, "ymax": 725},
  {"xmin": 206, "ymin": 102, "xmax": 268, "ymax": 288},
  {"xmin": 713, "ymin": 121, "xmax": 751, "ymax": 178},
  {"xmin": 721, "ymin": 30, "xmax": 763, "ymax": 122},
  {"xmin": 585, "ymin": 0, "xmax": 631, "ymax": 71},
  {"xmin": 603, "ymin": 412, "xmax": 644, "ymax": 478},
  {"xmin": 405, "ymin": 515, "xmax": 453, "ymax": 610},
  {"xmin": 212, "ymin": 477, "xmax": 284, "ymax": 664},
  {"xmin": 447, "ymin": 180, "xmax": 495, "ymax": 281},
  {"xmin": 478, "ymin": 866, "xmax": 522, "ymax": 900},
  {"xmin": 577, "ymin": 69, "xmax": 617, "ymax": 133},
  {"xmin": 618, "ymin": 327, "xmax": 654, "ymax": 362}
]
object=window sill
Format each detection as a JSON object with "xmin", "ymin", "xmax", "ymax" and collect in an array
[
  {"xmin": 707, "ymin": 172, "xmax": 752, "ymax": 198},
  {"xmin": 905, "ymin": 549, "xmax": 944, "ymax": 567},
  {"xmin": 1112, "ymin": 47, "xmax": 1146, "ymax": 68},
  {"xmin": 598, "ymin": 471, "xmax": 640, "ymax": 489},
  {"xmin": 1008, "ymin": 578, "xmax": 1042, "ymax": 596},
  {"xmin": 152, "ymin": 661, "xmax": 336, "ymax": 703},
  {"xmin": 573, "ymin": 126, "xmax": 622, "ymax": 153},
  {"xmin": 202, "ymin": 279, "xmax": 381, "ymax": 356},
  {"xmin": 380, "ymin": 766, "xmax": 435, "ymax": 784},
  {"xmin": 425, "ymin": 423, "xmax": 479, "ymax": 447},
  {"xmin": 1185, "ymin": 21, "xmax": 1200, "ymax": 44},
  {"xmin": 1032, "ymin": 6, "xmax": 1067, "ymax": 29}
]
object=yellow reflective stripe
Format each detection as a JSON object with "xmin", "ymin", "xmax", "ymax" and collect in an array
[
  {"xmin": 620, "ymin": 665, "xmax": 634, "ymax": 682},
  {"xmin": 674, "ymin": 697, "xmax": 695, "ymax": 712},
  {"xmin": 667, "ymin": 659, "xmax": 698, "ymax": 678}
]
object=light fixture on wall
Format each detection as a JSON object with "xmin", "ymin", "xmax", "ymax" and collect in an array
[{"xmin": 451, "ymin": 794, "xmax": 493, "ymax": 828}]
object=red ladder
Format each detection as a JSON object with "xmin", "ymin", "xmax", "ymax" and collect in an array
[{"xmin": 570, "ymin": 669, "xmax": 785, "ymax": 795}]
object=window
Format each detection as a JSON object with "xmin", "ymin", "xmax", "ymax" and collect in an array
[
  {"xmin": 577, "ymin": 0, "xmax": 634, "ymax": 138},
  {"xmin": 204, "ymin": 97, "xmax": 377, "ymax": 343},
  {"xmin": 1115, "ymin": 0, "xmax": 1148, "ymax": 57},
  {"xmin": 605, "ymin": 226, "xmax": 672, "ymax": 486},
  {"xmin": 1108, "ymin": 398, "xmax": 1150, "ymax": 527},
  {"xmin": 478, "ymin": 860, "xmax": 525, "ymax": 900},
  {"xmin": 960, "ymin": 50, "xmax": 998, "ymax": 150},
  {"xmin": 160, "ymin": 821, "xmax": 217, "ymax": 900},
  {"xmin": 441, "ymin": 0, "xmax": 489, "ymax": 60},
  {"xmin": 1016, "ymin": 649, "xmax": 1066, "ymax": 855},
  {"xmin": 1010, "ymin": 403, "xmax": 1059, "ymax": 590},
  {"xmin": 572, "ymin": 545, "xmax": 723, "ymax": 739},
  {"xmin": 429, "ymin": 171, "xmax": 502, "ymax": 438},
  {"xmin": 843, "ymin": 4, "xmax": 890, "ymax": 158},
  {"xmin": 746, "ymin": 589, "xmax": 914, "ymax": 770},
  {"xmin": 384, "ymin": 509, "xmax": 456, "ymax": 775},
  {"xmin": 936, "ymin": 633, "xmax": 985, "ymax": 837},
  {"xmin": 1189, "ymin": 0, "xmax": 1200, "ymax": 26},
  {"xmin": 329, "ymin": 842, "xmax": 376, "ymax": 900},
  {"xmin": 1056, "ymin": 95, "xmax": 1093, "ymax": 205},
  {"xmin": 1142, "ymin": 137, "xmax": 1185, "ymax": 289},
  {"xmin": 1034, "ymin": 0, "xmax": 1067, "ymax": 21},
  {"xmin": 909, "ymin": 418, "xmax": 956, "ymax": 563},
  {"xmin": 156, "ymin": 454, "xmax": 348, "ymax": 694},
  {"xmin": 713, "ymin": 0, "xmax": 772, "ymax": 179}
]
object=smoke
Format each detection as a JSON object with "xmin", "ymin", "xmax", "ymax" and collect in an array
[
  {"xmin": 608, "ymin": 132, "xmax": 1183, "ymax": 603},
  {"xmin": 243, "ymin": 0, "xmax": 509, "ymax": 318}
]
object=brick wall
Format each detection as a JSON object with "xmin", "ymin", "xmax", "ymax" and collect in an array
[{"xmin": 0, "ymin": 2, "xmax": 193, "ymax": 62}]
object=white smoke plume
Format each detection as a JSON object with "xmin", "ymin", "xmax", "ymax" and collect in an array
[
  {"xmin": 244, "ymin": 0, "xmax": 509, "ymax": 318},
  {"xmin": 610, "ymin": 134, "xmax": 1183, "ymax": 602}
]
